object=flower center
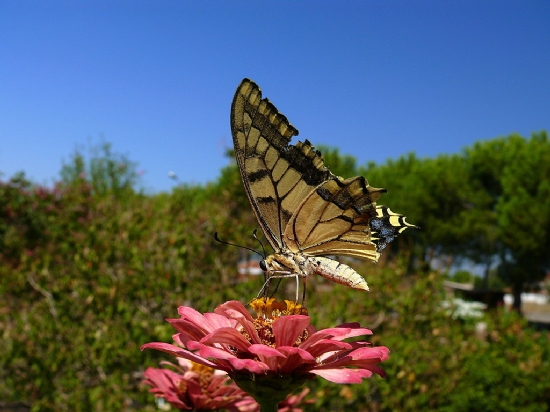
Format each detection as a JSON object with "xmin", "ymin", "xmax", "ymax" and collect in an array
[
  {"xmin": 249, "ymin": 297, "xmax": 308, "ymax": 318},
  {"xmin": 190, "ymin": 362, "xmax": 215, "ymax": 391},
  {"xmin": 243, "ymin": 298, "xmax": 310, "ymax": 347}
]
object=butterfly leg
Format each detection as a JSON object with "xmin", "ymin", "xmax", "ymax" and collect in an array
[
  {"xmin": 257, "ymin": 270, "xmax": 306, "ymax": 303},
  {"xmin": 256, "ymin": 270, "xmax": 292, "ymax": 299},
  {"xmin": 301, "ymin": 277, "xmax": 307, "ymax": 305},
  {"xmin": 257, "ymin": 276, "xmax": 283, "ymax": 299}
]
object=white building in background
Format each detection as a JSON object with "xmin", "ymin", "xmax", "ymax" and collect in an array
[
  {"xmin": 504, "ymin": 293, "xmax": 548, "ymax": 305},
  {"xmin": 237, "ymin": 258, "xmax": 263, "ymax": 276}
]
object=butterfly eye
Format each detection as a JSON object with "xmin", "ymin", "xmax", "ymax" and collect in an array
[{"xmin": 259, "ymin": 260, "xmax": 268, "ymax": 272}]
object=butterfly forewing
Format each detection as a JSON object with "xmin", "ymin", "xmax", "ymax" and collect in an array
[{"xmin": 231, "ymin": 79, "xmax": 332, "ymax": 249}]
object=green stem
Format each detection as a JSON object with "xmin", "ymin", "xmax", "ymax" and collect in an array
[
  {"xmin": 230, "ymin": 373, "xmax": 308, "ymax": 411},
  {"xmin": 254, "ymin": 395, "xmax": 279, "ymax": 412}
]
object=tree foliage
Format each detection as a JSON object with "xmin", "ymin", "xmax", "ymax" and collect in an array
[
  {"xmin": 465, "ymin": 132, "xmax": 550, "ymax": 308},
  {"xmin": 60, "ymin": 141, "xmax": 141, "ymax": 198},
  {"xmin": 359, "ymin": 131, "xmax": 550, "ymax": 308}
]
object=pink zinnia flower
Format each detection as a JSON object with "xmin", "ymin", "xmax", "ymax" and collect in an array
[
  {"xmin": 233, "ymin": 388, "xmax": 314, "ymax": 412},
  {"xmin": 142, "ymin": 299, "xmax": 388, "ymax": 409},
  {"xmin": 142, "ymin": 358, "xmax": 248, "ymax": 410},
  {"xmin": 277, "ymin": 388, "xmax": 315, "ymax": 412}
]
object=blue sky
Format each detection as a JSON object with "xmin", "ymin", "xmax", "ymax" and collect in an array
[{"xmin": 1, "ymin": 1, "xmax": 549, "ymax": 193}]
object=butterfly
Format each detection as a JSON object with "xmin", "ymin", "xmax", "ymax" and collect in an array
[{"xmin": 230, "ymin": 78, "xmax": 415, "ymax": 294}]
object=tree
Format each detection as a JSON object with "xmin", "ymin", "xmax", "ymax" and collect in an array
[
  {"xmin": 361, "ymin": 153, "xmax": 485, "ymax": 271},
  {"xmin": 60, "ymin": 141, "xmax": 140, "ymax": 197},
  {"xmin": 465, "ymin": 131, "xmax": 550, "ymax": 310}
]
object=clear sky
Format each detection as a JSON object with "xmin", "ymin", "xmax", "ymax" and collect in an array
[{"xmin": 1, "ymin": 1, "xmax": 549, "ymax": 193}]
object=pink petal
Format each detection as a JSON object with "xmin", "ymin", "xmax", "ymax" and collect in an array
[
  {"xmin": 201, "ymin": 327, "xmax": 252, "ymax": 352},
  {"xmin": 227, "ymin": 357, "xmax": 270, "ymax": 373},
  {"xmin": 320, "ymin": 347, "xmax": 389, "ymax": 371},
  {"xmin": 187, "ymin": 340, "xmax": 237, "ymax": 360},
  {"xmin": 298, "ymin": 331, "xmax": 331, "ymax": 350},
  {"xmin": 316, "ymin": 326, "xmax": 372, "ymax": 341},
  {"xmin": 347, "ymin": 341, "xmax": 372, "ymax": 350},
  {"xmin": 300, "ymin": 326, "xmax": 372, "ymax": 351},
  {"xmin": 143, "ymin": 367, "xmax": 177, "ymax": 393},
  {"xmin": 172, "ymin": 332, "xmax": 192, "ymax": 347},
  {"xmin": 233, "ymin": 397, "xmax": 260, "ymax": 412},
  {"xmin": 177, "ymin": 306, "xmax": 216, "ymax": 332},
  {"xmin": 307, "ymin": 339, "xmax": 352, "ymax": 358},
  {"xmin": 214, "ymin": 301, "xmax": 263, "ymax": 344},
  {"xmin": 277, "ymin": 346, "xmax": 316, "ymax": 374},
  {"xmin": 207, "ymin": 376, "xmax": 238, "ymax": 394},
  {"xmin": 215, "ymin": 301, "xmax": 255, "ymax": 323},
  {"xmin": 351, "ymin": 363, "xmax": 387, "ymax": 378},
  {"xmin": 331, "ymin": 327, "xmax": 373, "ymax": 340},
  {"xmin": 350, "ymin": 346, "xmax": 390, "ymax": 361},
  {"xmin": 168, "ymin": 319, "xmax": 208, "ymax": 341},
  {"xmin": 141, "ymin": 341, "xmax": 186, "ymax": 355},
  {"xmin": 142, "ymin": 367, "xmax": 190, "ymax": 409},
  {"xmin": 236, "ymin": 318, "xmax": 263, "ymax": 345},
  {"xmin": 172, "ymin": 358, "xmax": 193, "ymax": 371},
  {"xmin": 285, "ymin": 387, "xmax": 310, "ymax": 405},
  {"xmin": 310, "ymin": 368, "xmax": 373, "ymax": 383},
  {"xmin": 185, "ymin": 378, "xmax": 203, "ymax": 397},
  {"xmin": 204, "ymin": 312, "xmax": 238, "ymax": 329},
  {"xmin": 272, "ymin": 315, "xmax": 310, "ymax": 347},
  {"xmin": 277, "ymin": 346, "xmax": 316, "ymax": 362},
  {"xmin": 247, "ymin": 344, "xmax": 286, "ymax": 358},
  {"xmin": 335, "ymin": 322, "xmax": 361, "ymax": 328},
  {"xmin": 247, "ymin": 344, "xmax": 287, "ymax": 371},
  {"xmin": 321, "ymin": 346, "xmax": 388, "ymax": 366},
  {"xmin": 306, "ymin": 324, "xmax": 317, "ymax": 335},
  {"xmin": 141, "ymin": 342, "xmax": 223, "ymax": 370}
]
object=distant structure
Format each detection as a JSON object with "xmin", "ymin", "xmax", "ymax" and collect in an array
[{"xmin": 237, "ymin": 257, "xmax": 263, "ymax": 278}]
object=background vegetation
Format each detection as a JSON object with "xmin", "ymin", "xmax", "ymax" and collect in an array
[{"xmin": 1, "ymin": 133, "xmax": 549, "ymax": 411}]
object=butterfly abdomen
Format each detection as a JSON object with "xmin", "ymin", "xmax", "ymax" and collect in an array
[{"xmin": 308, "ymin": 256, "xmax": 369, "ymax": 291}]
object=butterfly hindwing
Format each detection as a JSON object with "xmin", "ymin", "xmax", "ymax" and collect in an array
[{"xmin": 283, "ymin": 175, "xmax": 393, "ymax": 261}]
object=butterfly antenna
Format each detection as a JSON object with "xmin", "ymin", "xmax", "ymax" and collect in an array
[
  {"xmin": 251, "ymin": 229, "xmax": 270, "ymax": 285},
  {"xmin": 252, "ymin": 229, "xmax": 267, "ymax": 259},
  {"xmin": 213, "ymin": 233, "xmax": 265, "ymax": 259}
]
